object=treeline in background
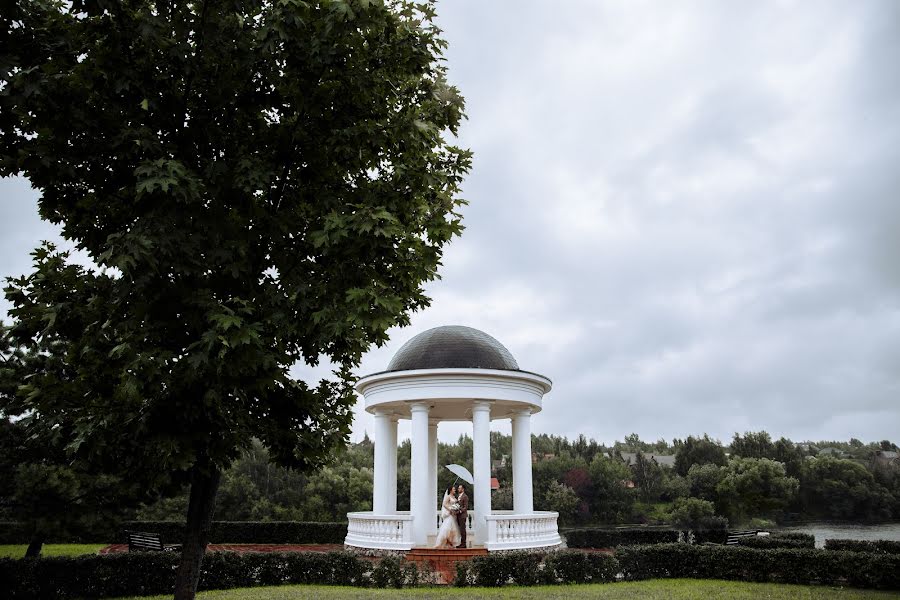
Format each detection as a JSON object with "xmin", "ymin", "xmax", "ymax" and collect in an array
[{"xmin": 132, "ymin": 431, "xmax": 900, "ymax": 529}]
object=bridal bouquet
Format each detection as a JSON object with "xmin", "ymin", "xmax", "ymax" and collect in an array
[{"xmin": 450, "ymin": 502, "xmax": 461, "ymax": 512}]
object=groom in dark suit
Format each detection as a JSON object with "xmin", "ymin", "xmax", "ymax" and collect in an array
[{"xmin": 455, "ymin": 484, "xmax": 468, "ymax": 548}]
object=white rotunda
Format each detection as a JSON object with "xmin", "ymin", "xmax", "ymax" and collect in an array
[{"xmin": 345, "ymin": 325, "xmax": 562, "ymax": 551}]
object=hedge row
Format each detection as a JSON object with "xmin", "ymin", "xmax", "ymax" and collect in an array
[
  {"xmin": 4, "ymin": 544, "xmax": 900, "ymax": 595},
  {"xmin": 455, "ymin": 550, "xmax": 617, "ymax": 587},
  {"xmin": 0, "ymin": 522, "xmax": 118, "ymax": 545},
  {"xmin": 736, "ymin": 534, "xmax": 815, "ymax": 550},
  {"xmin": 120, "ymin": 521, "xmax": 347, "ymax": 544},
  {"xmin": 0, "ymin": 551, "xmax": 423, "ymax": 599},
  {"xmin": 615, "ymin": 544, "xmax": 900, "ymax": 590},
  {"xmin": 564, "ymin": 528, "xmax": 727, "ymax": 548},
  {"xmin": 825, "ymin": 539, "xmax": 900, "ymax": 554}
]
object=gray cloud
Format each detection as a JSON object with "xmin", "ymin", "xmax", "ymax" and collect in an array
[{"xmin": 3, "ymin": 1, "xmax": 899, "ymax": 446}]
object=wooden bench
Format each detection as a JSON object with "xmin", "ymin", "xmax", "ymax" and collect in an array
[{"xmin": 126, "ymin": 531, "xmax": 181, "ymax": 552}]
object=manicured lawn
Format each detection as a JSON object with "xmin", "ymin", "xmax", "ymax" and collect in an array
[
  {"xmin": 113, "ymin": 580, "xmax": 900, "ymax": 600},
  {"xmin": 0, "ymin": 543, "xmax": 107, "ymax": 558}
]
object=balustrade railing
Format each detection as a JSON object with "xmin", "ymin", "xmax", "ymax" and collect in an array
[
  {"xmin": 345, "ymin": 511, "xmax": 413, "ymax": 550},
  {"xmin": 346, "ymin": 510, "xmax": 561, "ymax": 551},
  {"xmin": 483, "ymin": 511, "xmax": 561, "ymax": 551}
]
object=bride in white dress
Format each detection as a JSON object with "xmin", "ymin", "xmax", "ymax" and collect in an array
[{"xmin": 433, "ymin": 486, "xmax": 461, "ymax": 548}]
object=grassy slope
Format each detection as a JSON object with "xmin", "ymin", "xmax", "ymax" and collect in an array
[
  {"xmin": 0, "ymin": 543, "xmax": 106, "ymax": 558},
  {"xmin": 113, "ymin": 580, "xmax": 900, "ymax": 600}
]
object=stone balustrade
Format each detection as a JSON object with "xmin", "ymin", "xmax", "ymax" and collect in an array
[
  {"xmin": 483, "ymin": 511, "xmax": 562, "ymax": 551},
  {"xmin": 345, "ymin": 511, "xmax": 413, "ymax": 550},
  {"xmin": 346, "ymin": 510, "xmax": 561, "ymax": 551}
]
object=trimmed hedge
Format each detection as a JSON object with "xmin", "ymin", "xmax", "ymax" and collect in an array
[
  {"xmin": 825, "ymin": 539, "xmax": 900, "ymax": 554},
  {"xmin": 454, "ymin": 550, "xmax": 617, "ymax": 587},
  {"xmin": 0, "ymin": 521, "xmax": 118, "ymax": 544},
  {"xmin": 615, "ymin": 544, "xmax": 900, "ymax": 590},
  {"xmin": 564, "ymin": 528, "xmax": 727, "ymax": 548},
  {"xmin": 0, "ymin": 550, "xmax": 389, "ymax": 599},
  {"xmin": 736, "ymin": 533, "xmax": 815, "ymax": 550},
  {"xmin": 119, "ymin": 521, "xmax": 347, "ymax": 544}
]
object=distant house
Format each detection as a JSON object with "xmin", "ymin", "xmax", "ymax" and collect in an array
[
  {"xmin": 620, "ymin": 452, "xmax": 676, "ymax": 468},
  {"xmin": 491, "ymin": 454, "xmax": 509, "ymax": 470},
  {"xmin": 490, "ymin": 477, "xmax": 500, "ymax": 491},
  {"xmin": 873, "ymin": 450, "xmax": 899, "ymax": 468},
  {"xmin": 817, "ymin": 447, "xmax": 847, "ymax": 458},
  {"xmin": 531, "ymin": 452, "xmax": 556, "ymax": 463}
]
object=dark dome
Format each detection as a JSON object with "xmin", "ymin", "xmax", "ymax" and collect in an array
[{"xmin": 387, "ymin": 326, "xmax": 519, "ymax": 372}]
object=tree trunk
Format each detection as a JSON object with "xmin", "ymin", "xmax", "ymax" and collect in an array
[
  {"xmin": 173, "ymin": 461, "xmax": 221, "ymax": 600},
  {"xmin": 24, "ymin": 533, "xmax": 44, "ymax": 558}
]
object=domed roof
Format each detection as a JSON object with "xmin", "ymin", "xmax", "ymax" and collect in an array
[{"xmin": 386, "ymin": 325, "xmax": 519, "ymax": 372}]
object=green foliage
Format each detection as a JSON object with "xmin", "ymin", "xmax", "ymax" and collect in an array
[
  {"xmin": 799, "ymin": 457, "xmax": 894, "ymax": 521},
  {"xmin": 3, "ymin": 0, "xmax": 469, "ymax": 593},
  {"xmin": 615, "ymin": 544, "xmax": 900, "ymax": 590},
  {"xmin": 825, "ymin": 539, "xmax": 900, "ymax": 554},
  {"xmin": 588, "ymin": 456, "xmax": 635, "ymax": 523},
  {"xmin": 674, "ymin": 435, "xmax": 728, "ymax": 476},
  {"xmin": 455, "ymin": 552, "xmax": 549, "ymax": 587},
  {"xmin": 730, "ymin": 432, "xmax": 775, "ymax": 459},
  {"xmin": 454, "ymin": 550, "xmax": 617, "ymax": 587},
  {"xmin": 736, "ymin": 533, "xmax": 815, "ymax": 549},
  {"xmin": 2, "ymin": 0, "xmax": 470, "ymax": 509},
  {"xmin": 564, "ymin": 528, "xmax": 692, "ymax": 548},
  {"xmin": 369, "ymin": 556, "xmax": 421, "ymax": 589},
  {"xmin": 715, "ymin": 458, "xmax": 798, "ymax": 524},
  {"xmin": 543, "ymin": 550, "xmax": 618, "ymax": 584},
  {"xmin": 0, "ymin": 550, "xmax": 379, "ymax": 599},
  {"xmin": 686, "ymin": 463, "xmax": 724, "ymax": 502},
  {"xmin": 0, "ymin": 337, "xmax": 140, "ymax": 554},
  {"xmin": 540, "ymin": 481, "xmax": 580, "ymax": 526},
  {"xmin": 631, "ymin": 452, "xmax": 665, "ymax": 503},
  {"xmin": 667, "ymin": 498, "xmax": 719, "ymax": 530}
]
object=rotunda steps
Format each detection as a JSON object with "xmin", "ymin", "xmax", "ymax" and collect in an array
[{"xmin": 405, "ymin": 547, "xmax": 487, "ymax": 584}]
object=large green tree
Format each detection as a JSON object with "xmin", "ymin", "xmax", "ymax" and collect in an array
[
  {"xmin": 1, "ymin": 1, "xmax": 469, "ymax": 597},
  {"xmin": 715, "ymin": 458, "xmax": 799, "ymax": 524},
  {"xmin": 674, "ymin": 434, "xmax": 728, "ymax": 476}
]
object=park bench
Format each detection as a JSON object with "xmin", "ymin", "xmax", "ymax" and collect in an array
[{"xmin": 126, "ymin": 530, "xmax": 181, "ymax": 552}]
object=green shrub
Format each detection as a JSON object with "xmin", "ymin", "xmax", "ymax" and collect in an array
[
  {"xmin": 120, "ymin": 520, "xmax": 347, "ymax": 544},
  {"xmin": 369, "ymin": 555, "xmax": 421, "ymax": 588},
  {"xmin": 825, "ymin": 539, "xmax": 900, "ymax": 554},
  {"xmin": 564, "ymin": 527, "xmax": 728, "ymax": 548},
  {"xmin": 454, "ymin": 551, "xmax": 618, "ymax": 587},
  {"xmin": 544, "ymin": 550, "xmax": 617, "ymax": 584},
  {"xmin": 615, "ymin": 544, "xmax": 900, "ymax": 589},
  {"xmin": 465, "ymin": 551, "xmax": 548, "ymax": 587},
  {"xmin": 0, "ymin": 550, "xmax": 373, "ymax": 599}
]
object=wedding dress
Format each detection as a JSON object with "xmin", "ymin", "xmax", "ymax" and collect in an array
[{"xmin": 433, "ymin": 492, "xmax": 461, "ymax": 548}]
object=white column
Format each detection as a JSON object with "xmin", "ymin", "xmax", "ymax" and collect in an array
[
  {"xmin": 472, "ymin": 400, "xmax": 492, "ymax": 544},
  {"xmin": 511, "ymin": 409, "xmax": 534, "ymax": 514},
  {"xmin": 428, "ymin": 419, "xmax": 439, "ymax": 535},
  {"xmin": 387, "ymin": 415, "xmax": 398, "ymax": 512},
  {"xmin": 409, "ymin": 402, "xmax": 431, "ymax": 546},
  {"xmin": 372, "ymin": 410, "xmax": 393, "ymax": 514}
]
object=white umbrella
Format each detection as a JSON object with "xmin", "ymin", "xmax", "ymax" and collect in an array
[{"xmin": 445, "ymin": 464, "xmax": 474, "ymax": 485}]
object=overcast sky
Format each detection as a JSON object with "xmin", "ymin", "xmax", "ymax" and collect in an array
[{"xmin": 2, "ymin": 1, "xmax": 899, "ymax": 447}]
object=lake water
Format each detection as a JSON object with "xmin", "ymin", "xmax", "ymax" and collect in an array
[{"xmin": 780, "ymin": 522, "xmax": 900, "ymax": 548}]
